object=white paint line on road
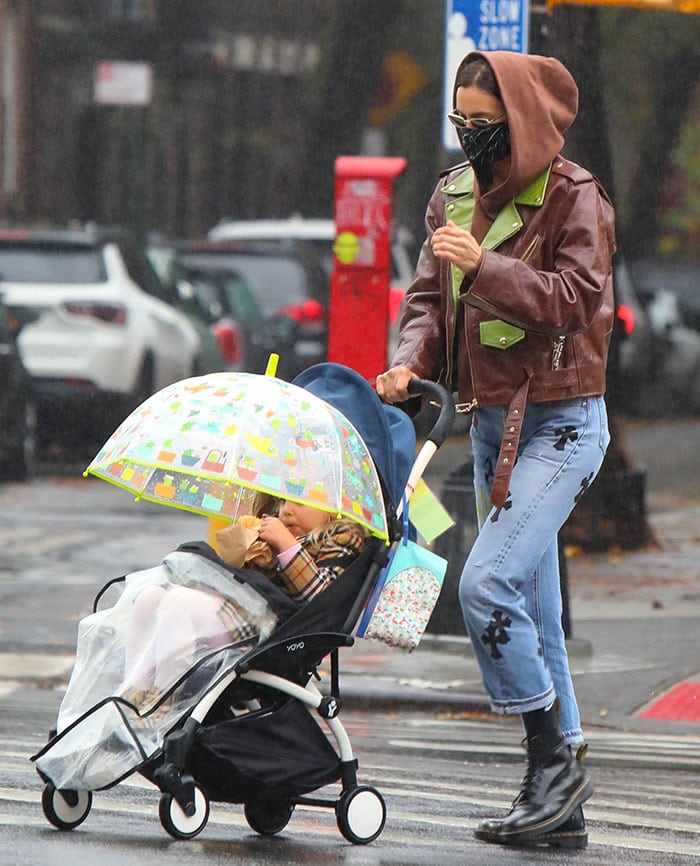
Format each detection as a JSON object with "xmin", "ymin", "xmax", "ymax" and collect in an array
[{"xmin": 0, "ymin": 653, "xmax": 74, "ymax": 680}]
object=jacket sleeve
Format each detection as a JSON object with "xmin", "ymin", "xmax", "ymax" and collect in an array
[
  {"xmin": 464, "ymin": 174, "xmax": 616, "ymax": 336},
  {"xmin": 390, "ymin": 183, "xmax": 448, "ymax": 380}
]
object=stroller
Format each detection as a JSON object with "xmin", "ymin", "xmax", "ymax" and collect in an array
[{"xmin": 32, "ymin": 363, "xmax": 454, "ymax": 845}]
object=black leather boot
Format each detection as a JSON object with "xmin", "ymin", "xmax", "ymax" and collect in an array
[
  {"xmin": 475, "ymin": 711, "xmax": 592, "ymax": 847},
  {"xmin": 514, "ymin": 743, "xmax": 588, "ymax": 848},
  {"xmin": 532, "ymin": 804, "xmax": 587, "ymax": 849}
]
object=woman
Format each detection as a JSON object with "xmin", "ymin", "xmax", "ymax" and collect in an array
[{"xmin": 377, "ymin": 51, "xmax": 615, "ymax": 849}]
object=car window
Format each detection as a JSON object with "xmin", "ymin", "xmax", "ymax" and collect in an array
[
  {"xmin": 188, "ymin": 271, "xmax": 263, "ymax": 328},
  {"xmin": 308, "ymin": 240, "xmax": 333, "ymax": 277},
  {"xmin": 188, "ymin": 277, "xmax": 223, "ymax": 321},
  {"xmin": 0, "ymin": 242, "xmax": 106, "ymax": 283},
  {"xmin": 219, "ymin": 275, "xmax": 263, "ymax": 326},
  {"xmin": 178, "ymin": 252, "xmax": 312, "ymax": 315},
  {"xmin": 119, "ymin": 241, "xmax": 174, "ymax": 302}
]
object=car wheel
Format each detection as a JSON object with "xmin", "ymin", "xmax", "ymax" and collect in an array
[
  {"xmin": 689, "ymin": 361, "xmax": 700, "ymax": 415},
  {"xmin": 0, "ymin": 397, "xmax": 35, "ymax": 482}
]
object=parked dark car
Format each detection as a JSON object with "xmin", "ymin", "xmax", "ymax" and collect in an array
[
  {"xmin": 207, "ymin": 216, "xmax": 419, "ymax": 362},
  {"xmin": 179, "ymin": 265, "xmax": 289, "ymax": 375},
  {"xmin": 0, "ymin": 295, "xmax": 35, "ymax": 481},
  {"xmin": 626, "ymin": 258, "xmax": 700, "ymax": 415},
  {"xmin": 174, "ymin": 239, "xmax": 330, "ymax": 379},
  {"xmin": 607, "ymin": 258, "xmax": 654, "ymax": 414}
]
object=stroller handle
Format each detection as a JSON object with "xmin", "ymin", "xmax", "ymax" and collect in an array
[{"xmin": 407, "ymin": 378, "xmax": 456, "ymax": 447}]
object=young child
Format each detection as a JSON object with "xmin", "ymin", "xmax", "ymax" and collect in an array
[
  {"xmin": 248, "ymin": 499, "xmax": 371, "ymax": 603},
  {"xmin": 121, "ymin": 500, "xmax": 370, "ymax": 712}
]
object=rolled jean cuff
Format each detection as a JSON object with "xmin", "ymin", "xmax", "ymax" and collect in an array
[
  {"xmin": 489, "ymin": 683, "xmax": 556, "ymax": 717},
  {"xmin": 562, "ymin": 729, "xmax": 584, "ymax": 746}
]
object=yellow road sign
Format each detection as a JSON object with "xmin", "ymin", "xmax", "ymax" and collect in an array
[{"xmin": 546, "ymin": 0, "xmax": 699, "ymax": 12}]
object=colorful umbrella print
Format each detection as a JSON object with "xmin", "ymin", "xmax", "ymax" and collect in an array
[{"xmin": 85, "ymin": 372, "xmax": 388, "ymax": 540}]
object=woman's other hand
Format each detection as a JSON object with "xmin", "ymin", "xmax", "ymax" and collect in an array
[
  {"xmin": 376, "ymin": 366, "xmax": 418, "ymax": 403},
  {"xmin": 432, "ymin": 220, "xmax": 483, "ymax": 276}
]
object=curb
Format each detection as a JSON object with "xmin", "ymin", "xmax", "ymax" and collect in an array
[
  {"xmin": 0, "ymin": 652, "xmax": 74, "ymax": 682},
  {"xmin": 338, "ymin": 678, "xmax": 493, "ymax": 716}
]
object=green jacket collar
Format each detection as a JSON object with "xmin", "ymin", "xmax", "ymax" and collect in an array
[{"xmin": 440, "ymin": 163, "xmax": 552, "ymax": 250}]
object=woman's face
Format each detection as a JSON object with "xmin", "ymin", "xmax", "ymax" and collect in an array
[
  {"xmin": 279, "ymin": 500, "xmax": 331, "ymax": 537},
  {"xmin": 454, "ymin": 86, "xmax": 506, "ymax": 128}
]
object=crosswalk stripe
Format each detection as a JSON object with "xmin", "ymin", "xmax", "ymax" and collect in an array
[{"xmin": 3, "ymin": 716, "xmax": 700, "ymax": 858}]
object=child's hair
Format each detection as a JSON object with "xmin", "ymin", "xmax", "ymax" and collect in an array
[
  {"xmin": 305, "ymin": 515, "xmax": 370, "ymax": 548},
  {"xmin": 252, "ymin": 492, "xmax": 280, "ymax": 518}
]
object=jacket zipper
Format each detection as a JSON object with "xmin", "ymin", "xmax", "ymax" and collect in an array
[
  {"xmin": 444, "ymin": 257, "xmax": 455, "ymax": 388},
  {"xmin": 552, "ymin": 335, "xmax": 566, "ymax": 370},
  {"xmin": 463, "ymin": 302, "xmax": 480, "ymax": 412}
]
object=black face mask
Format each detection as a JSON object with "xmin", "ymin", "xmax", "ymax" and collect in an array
[{"xmin": 458, "ymin": 122, "xmax": 511, "ymax": 188}]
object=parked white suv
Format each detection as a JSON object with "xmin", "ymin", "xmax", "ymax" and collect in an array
[{"xmin": 0, "ymin": 226, "xmax": 201, "ymax": 446}]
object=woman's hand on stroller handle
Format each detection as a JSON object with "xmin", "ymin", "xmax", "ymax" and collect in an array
[
  {"xmin": 406, "ymin": 379, "xmax": 455, "ymax": 447},
  {"xmin": 375, "ymin": 366, "xmax": 417, "ymax": 404},
  {"xmin": 376, "ymin": 367, "xmax": 455, "ymax": 446}
]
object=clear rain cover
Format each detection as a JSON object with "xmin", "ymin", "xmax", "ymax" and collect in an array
[{"xmin": 34, "ymin": 550, "xmax": 278, "ymax": 791}]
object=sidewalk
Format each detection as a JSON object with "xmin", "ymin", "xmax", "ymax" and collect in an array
[{"xmin": 333, "ymin": 489, "xmax": 700, "ymax": 738}]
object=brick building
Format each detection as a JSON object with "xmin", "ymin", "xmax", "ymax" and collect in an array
[{"xmin": 0, "ymin": 1, "xmax": 338, "ymax": 238}]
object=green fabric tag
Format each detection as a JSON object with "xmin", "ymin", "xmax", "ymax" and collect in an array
[
  {"xmin": 479, "ymin": 319, "xmax": 525, "ymax": 349},
  {"xmin": 409, "ymin": 479, "xmax": 455, "ymax": 544}
]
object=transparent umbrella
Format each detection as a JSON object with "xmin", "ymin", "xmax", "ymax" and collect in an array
[{"xmin": 85, "ymin": 371, "xmax": 388, "ymax": 540}]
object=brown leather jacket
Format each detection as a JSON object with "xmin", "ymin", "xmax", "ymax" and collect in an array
[
  {"xmin": 392, "ymin": 158, "xmax": 616, "ymax": 408},
  {"xmin": 391, "ymin": 52, "xmax": 616, "ymax": 410}
]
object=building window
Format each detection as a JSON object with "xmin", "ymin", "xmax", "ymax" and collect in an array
[{"xmin": 101, "ymin": 0, "xmax": 156, "ymax": 23}]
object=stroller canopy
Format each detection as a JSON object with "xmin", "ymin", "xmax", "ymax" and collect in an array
[{"xmin": 293, "ymin": 363, "xmax": 415, "ymax": 513}]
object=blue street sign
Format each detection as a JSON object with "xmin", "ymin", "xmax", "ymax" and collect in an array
[{"xmin": 443, "ymin": 0, "xmax": 530, "ymax": 150}]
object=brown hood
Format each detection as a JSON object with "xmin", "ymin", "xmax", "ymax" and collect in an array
[{"xmin": 453, "ymin": 51, "xmax": 579, "ymax": 220}]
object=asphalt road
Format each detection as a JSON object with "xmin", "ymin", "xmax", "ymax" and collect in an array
[{"xmin": 3, "ymin": 689, "xmax": 700, "ymax": 865}]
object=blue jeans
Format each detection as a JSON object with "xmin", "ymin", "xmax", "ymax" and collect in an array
[{"xmin": 459, "ymin": 396, "xmax": 609, "ymax": 744}]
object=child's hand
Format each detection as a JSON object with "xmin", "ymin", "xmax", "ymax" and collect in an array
[{"xmin": 258, "ymin": 515, "xmax": 298, "ymax": 553}]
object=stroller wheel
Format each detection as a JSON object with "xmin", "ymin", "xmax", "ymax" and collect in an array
[
  {"xmin": 336, "ymin": 785, "xmax": 386, "ymax": 844},
  {"xmin": 158, "ymin": 786, "xmax": 209, "ymax": 840},
  {"xmin": 41, "ymin": 783, "xmax": 92, "ymax": 831},
  {"xmin": 244, "ymin": 798, "xmax": 295, "ymax": 835}
]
